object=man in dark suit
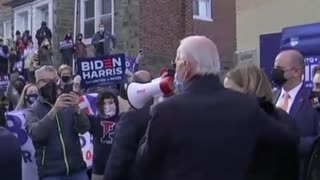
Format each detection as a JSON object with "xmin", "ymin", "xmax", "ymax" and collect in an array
[
  {"xmin": 136, "ymin": 35, "xmax": 299, "ymax": 180},
  {"xmin": 104, "ymin": 70, "xmax": 153, "ymax": 180},
  {"xmin": 271, "ymin": 49, "xmax": 320, "ymax": 179},
  {"xmin": 0, "ymin": 127, "xmax": 21, "ymax": 180}
]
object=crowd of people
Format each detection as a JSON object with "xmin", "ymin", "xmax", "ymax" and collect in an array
[{"xmin": 0, "ymin": 33, "xmax": 320, "ymax": 180}]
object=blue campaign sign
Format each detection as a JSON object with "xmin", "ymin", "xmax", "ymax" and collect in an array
[
  {"xmin": 260, "ymin": 32, "xmax": 281, "ymax": 81},
  {"xmin": 304, "ymin": 56, "xmax": 320, "ymax": 88},
  {"xmin": 125, "ymin": 56, "xmax": 136, "ymax": 72},
  {"xmin": 0, "ymin": 74, "xmax": 9, "ymax": 88},
  {"xmin": 77, "ymin": 54, "xmax": 126, "ymax": 88},
  {"xmin": 280, "ymin": 22, "xmax": 320, "ymax": 89}
]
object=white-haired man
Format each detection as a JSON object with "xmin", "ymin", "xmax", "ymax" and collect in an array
[
  {"xmin": 25, "ymin": 65, "xmax": 90, "ymax": 180},
  {"xmin": 136, "ymin": 36, "xmax": 298, "ymax": 180}
]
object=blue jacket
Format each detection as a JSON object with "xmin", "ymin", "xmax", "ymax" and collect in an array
[{"xmin": 0, "ymin": 127, "xmax": 21, "ymax": 180}]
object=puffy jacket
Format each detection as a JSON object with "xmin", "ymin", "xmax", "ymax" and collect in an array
[{"xmin": 25, "ymin": 97, "xmax": 90, "ymax": 178}]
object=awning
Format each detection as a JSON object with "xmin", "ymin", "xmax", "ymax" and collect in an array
[{"xmin": 3, "ymin": 0, "xmax": 35, "ymax": 8}]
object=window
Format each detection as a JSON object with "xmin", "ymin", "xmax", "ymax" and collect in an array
[
  {"xmin": 3, "ymin": 20, "xmax": 12, "ymax": 45},
  {"xmin": 81, "ymin": 0, "xmax": 114, "ymax": 42},
  {"xmin": 193, "ymin": 0, "xmax": 212, "ymax": 21},
  {"xmin": 42, "ymin": 8, "xmax": 49, "ymax": 23},
  {"xmin": 99, "ymin": 0, "xmax": 112, "ymax": 33},
  {"xmin": 84, "ymin": 0, "xmax": 95, "ymax": 39}
]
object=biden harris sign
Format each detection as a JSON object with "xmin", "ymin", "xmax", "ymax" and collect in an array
[{"xmin": 77, "ymin": 54, "xmax": 126, "ymax": 88}]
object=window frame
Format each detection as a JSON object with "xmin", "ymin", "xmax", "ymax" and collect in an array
[
  {"xmin": 80, "ymin": 0, "xmax": 114, "ymax": 45},
  {"xmin": 193, "ymin": 0, "xmax": 213, "ymax": 22},
  {"xmin": 3, "ymin": 20, "xmax": 12, "ymax": 45}
]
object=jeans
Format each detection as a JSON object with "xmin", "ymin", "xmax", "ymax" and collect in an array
[{"xmin": 41, "ymin": 170, "xmax": 89, "ymax": 180}]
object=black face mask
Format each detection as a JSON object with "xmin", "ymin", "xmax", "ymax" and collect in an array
[
  {"xmin": 271, "ymin": 68, "xmax": 287, "ymax": 86},
  {"xmin": 61, "ymin": 76, "xmax": 71, "ymax": 83},
  {"xmin": 26, "ymin": 94, "xmax": 38, "ymax": 104},
  {"xmin": 39, "ymin": 80, "xmax": 57, "ymax": 104}
]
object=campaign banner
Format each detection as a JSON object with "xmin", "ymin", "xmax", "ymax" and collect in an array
[
  {"xmin": 0, "ymin": 74, "xmax": 9, "ymax": 88},
  {"xmin": 13, "ymin": 60, "xmax": 23, "ymax": 73},
  {"xmin": 59, "ymin": 40, "xmax": 74, "ymax": 50},
  {"xmin": 6, "ymin": 93, "xmax": 98, "ymax": 180},
  {"xmin": 77, "ymin": 54, "xmax": 126, "ymax": 88},
  {"xmin": 304, "ymin": 56, "xmax": 320, "ymax": 88},
  {"xmin": 125, "ymin": 56, "xmax": 136, "ymax": 72}
]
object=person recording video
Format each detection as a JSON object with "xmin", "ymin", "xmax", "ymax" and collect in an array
[{"xmin": 25, "ymin": 65, "xmax": 90, "ymax": 180}]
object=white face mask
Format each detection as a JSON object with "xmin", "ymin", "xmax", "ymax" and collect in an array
[
  {"xmin": 103, "ymin": 103, "xmax": 116, "ymax": 118},
  {"xmin": 99, "ymin": 28, "xmax": 105, "ymax": 33}
]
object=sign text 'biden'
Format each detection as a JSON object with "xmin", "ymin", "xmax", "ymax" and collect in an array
[{"xmin": 77, "ymin": 54, "xmax": 126, "ymax": 88}]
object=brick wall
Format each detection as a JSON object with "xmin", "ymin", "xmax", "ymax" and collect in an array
[
  {"xmin": 52, "ymin": 0, "xmax": 75, "ymax": 68},
  {"xmin": 193, "ymin": 0, "xmax": 237, "ymax": 72},
  {"xmin": 114, "ymin": 0, "xmax": 140, "ymax": 58},
  {"xmin": 138, "ymin": 0, "xmax": 193, "ymax": 74}
]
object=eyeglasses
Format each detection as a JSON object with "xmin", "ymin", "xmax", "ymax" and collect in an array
[{"xmin": 37, "ymin": 78, "xmax": 59, "ymax": 85}]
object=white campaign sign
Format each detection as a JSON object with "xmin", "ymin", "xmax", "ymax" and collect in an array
[{"xmin": 6, "ymin": 94, "xmax": 96, "ymax": 180}]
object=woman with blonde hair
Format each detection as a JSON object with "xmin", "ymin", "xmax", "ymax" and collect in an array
[
  {"xmin": 224, "ymin": 64, "xmax": 299, "ymax": 180},
  {"xmin": 15, "ymin": 83, "xmax": 38, "ymax": 110}
]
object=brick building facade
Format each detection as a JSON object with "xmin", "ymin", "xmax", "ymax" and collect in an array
[{"xmin": 0, "ymin": 0, "xmax": 237, "ymax": 74}]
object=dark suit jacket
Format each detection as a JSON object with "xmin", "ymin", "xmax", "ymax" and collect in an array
[
  {"xmin": 0, "ymin": 127, "xmax": 21, "ymax": 180},
  {"xmin": 104, "ymin": 102, "xmax": 152, "ymax": 180},
  {"xmin": 272, "ymin": 86, "xmax": 320, "ymax": 156},
  {"xmin": 247, "ymin": 98, "xmax": 299, "ymax": 180},
  {"xmin": 136, "ymin": 75, "xmax": 299, "ymax": 180},
  {"xmin": 273, "ymin": 86, "xmax": 320, "ymax": 179}
]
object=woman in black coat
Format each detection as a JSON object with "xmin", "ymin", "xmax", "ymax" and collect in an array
[{"xmin": 224, "ymin": 64, "xmax": 299, "ymax": 180}]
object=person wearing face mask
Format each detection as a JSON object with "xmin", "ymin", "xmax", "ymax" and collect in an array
[
  {"xmin": 59, "ymin": 32, "xmax": 75, "ymax": 67},
  {"xmin": 0, "ymin": 37, "xmax": 9, "ymax": 74},
  {"xmin": 38, "ymin": 38, "xmax": 53, "ymax": 66},
  {"xmin": 271, "ymin": 49, "xmax": 320, "ymax": 180},
  {"xmin": 91, "ymin": 24, "xmax": 116, "ymax": 57},
  {"xmin": 23, "ymin": 40, "xmax": 37, "ymax": 82},
  {"xmin": 104, "ymin": 70, "xmax": 162, "ymax": 180},
  {"xmin": 136, "ymin": 36, "xmax": 298, "ymax": 180},
  {"xmin": 36, "ymin": 21, "xmax": 52, "ymax": 47},
  {"xmin": 309, "ymin": 65, "xmax": 320, "ymax": 112},
  {"xmin": 224, "ymin": 64, "xmax": 299, "ymax": 180},
  {"xmin": 25, "ymin": 65, "xmax": 90, "ymax": 180},
  {"xmin": 15, "ymin": 83, "xmax": 38, "ymax": 110},
  {"xmin": 75, "ymin": 33, "xmax": 87, "ymax": 59},
  {"xmin": 58, "ymin": 64, "xmax": 72, "ymax": 91},
  {"xmin": 88, "ymin": 89, "xmax": 120, "ymax": 180},
  {"xmin": 5, "ymin": 75, "xmax": 25, "ymax": 111}
]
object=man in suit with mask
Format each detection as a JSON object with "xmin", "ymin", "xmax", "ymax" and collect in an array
[
  {"xmin": 271, "ymin": 49, "xmax": 320, "ymax": 179},
  {"xmin": 104, "ymin": 70, "xmax": 153, "ymax": 180},
  {"xmin": 136, "ymin": 36, "xmax": 298, "ymax": 180}
]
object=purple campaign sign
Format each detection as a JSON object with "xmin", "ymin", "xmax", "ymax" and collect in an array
[{"xmin": 125, "ymin": 56, "xmax": 136, "ymax": 72}]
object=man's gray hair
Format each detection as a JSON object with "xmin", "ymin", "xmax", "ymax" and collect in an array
[
  {"xmin": 178, "ymin": 35, "xmax": 221, "ymax": 75},
  {"xmin": 35, "ymin": 65, "xmax": 58, "ymax": 82}
]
